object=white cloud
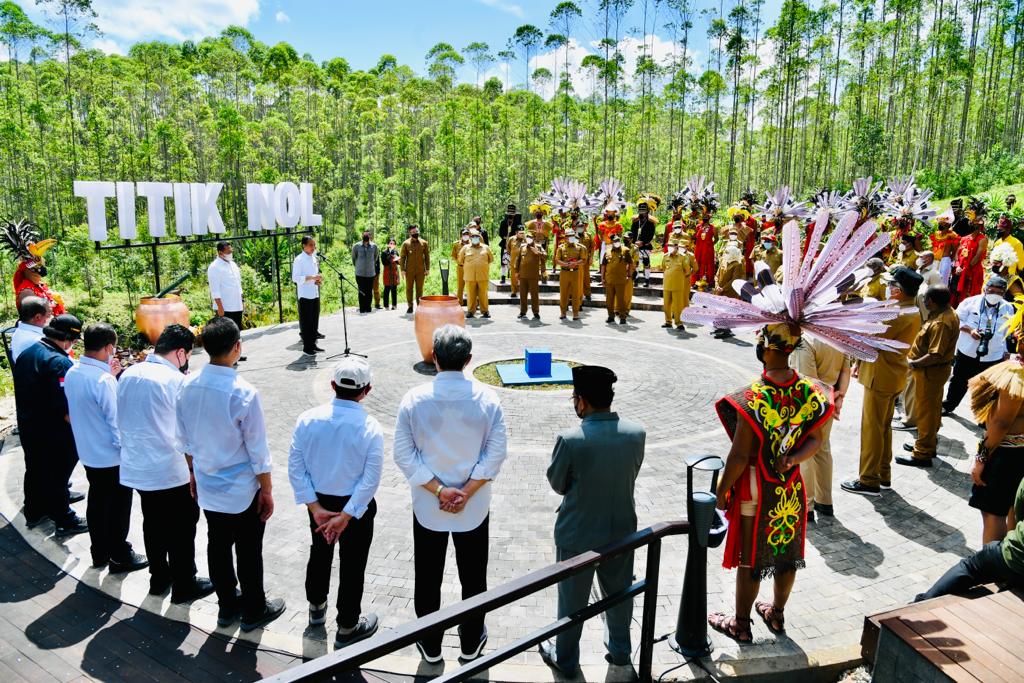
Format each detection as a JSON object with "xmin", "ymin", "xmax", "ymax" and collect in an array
[
  {"xmin": 89, "ymin": 0, "xmax": 260, "ymax": 43},
  {"xmin": 475, "ymin": 0, "xmax": 524, "ymax": 19},
  {"xmin": 91, "ymin": 38, "xmax": 126, "ymax": 55},
  {"xmin": 275, "ymin": 10, "xmax": 289, "ymax": 23}
]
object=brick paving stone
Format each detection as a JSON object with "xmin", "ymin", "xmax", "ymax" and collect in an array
[{"xmin": 0, "ymin": 305, "xmax": 991, "ymax": 680}]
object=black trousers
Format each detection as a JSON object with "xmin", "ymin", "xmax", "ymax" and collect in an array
[
  {"xmin": 944, "ymin": 351, "xmax": 1001, "ymax": 411},
  {"xmin": 22, "ymin": 431, "xmax": 76, "ymax": 525},
  {"xmin": 205, "ymin": 491, "xmax": 266, "ymax": 621},
  {"xmin": 383, "ymin": 285, "xmax": 397, "ymax": 308},
  {"xmin": 223, "ymin": 310, "xmax": 243, "ymax": 330},
  {"xmin": 84, "ymin": 465, "xmax": 133, "ymax": 565},
  {"xmin": 138, "ymin": 484, "xmax": 199, "ymax": 590},
  {"xmin": 413, "ymin": 515, "xmax": 489, "ymax": 654},
  {"xmin": 305, "ymin": 494, "xmax": 376, "ymax": 628},
  {"xmin": 917, "ymin": 541, "xmax": 1024, "ymax": 601},
  {"xmin": 355, "ymin": 275, "xmax": 375, "ymax": 313},
  {"xmin": 298, "ymin": 297, "xmax": 321, "ymax": 353}
]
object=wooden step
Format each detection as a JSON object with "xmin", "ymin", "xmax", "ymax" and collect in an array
[
  {"xmin": 488, "ymin": 279, "xmax": 666, "ymax": 298},
  {"xmin": 482, "ymin": 292, "xmax": 668, "ymax": 313}
]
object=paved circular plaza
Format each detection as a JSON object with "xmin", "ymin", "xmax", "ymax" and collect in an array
[{"xmin": 0, "ymin": 304, "xmax": 986, "ymax": 681}]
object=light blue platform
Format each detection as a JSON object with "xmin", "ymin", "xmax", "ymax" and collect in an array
[{"xmin": 496, "ymin": 361, "xmax": 574, "ymax": 386}]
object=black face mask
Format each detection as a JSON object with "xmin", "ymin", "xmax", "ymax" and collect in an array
[
  {"xmin": 36, "ymin": 266, "xmax": 47, "ymax": 277},
  {"xmin": 411, "ymin": 234, "xmax": 419, "ymax": 240},
  {"xmin": 755, "ymin": 342, "xmax": 766, "ymax": 365},
  {"xmin": 362, "ymin": 237, "xmax": 370, "ymax": 243}
]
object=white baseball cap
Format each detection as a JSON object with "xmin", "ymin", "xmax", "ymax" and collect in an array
[{"xmin": 333, "ymin": 356, "xmax": 372, "ymax": 390}]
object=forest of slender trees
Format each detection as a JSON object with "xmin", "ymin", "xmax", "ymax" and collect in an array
[{"xmin": 3, "ymin": 0, "xmax": 1024, "ymax": 256}]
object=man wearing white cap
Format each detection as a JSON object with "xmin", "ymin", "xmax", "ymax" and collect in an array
[{"xmin": 288, "ymin": 356, "xmax": 382, "ymax": 648}]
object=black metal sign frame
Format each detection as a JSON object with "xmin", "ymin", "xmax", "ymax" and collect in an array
[{"xmin": 94, "ymin": 228, "xmax": 315, "ymax": 324}]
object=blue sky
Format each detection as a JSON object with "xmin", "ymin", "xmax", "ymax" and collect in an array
[{"xmin": 23, "ymin": 0, "xmax": 784, "ymax": 92}]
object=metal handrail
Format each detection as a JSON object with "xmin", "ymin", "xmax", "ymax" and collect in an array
[{"xmin": 265, "ymin": 519, "xmax": 690, "ymax": 683}]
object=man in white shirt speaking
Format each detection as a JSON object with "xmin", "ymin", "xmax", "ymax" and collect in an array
[
  {"xmin": 10, "ymin": 295, "xmax": 50, "ymax": 363},
  {"xmin": 393, "ymin": 324, "xmax": 508, "ymax": 664},
  {"xmin": 207, "ymin": 241, "xmax": 246, "ymax": 362},
  {"xmin": 292, "ymin": 235, "xmax": 323, "ymax": 356},
  {"xmin": 289, "ymin": 355, "xmax": 382, "ymax": 648},
  {"xmin": 118, "ymin": 324, "xmax": 214, "ymax": 603},
  {"xmin": 65, "ymin": 323, "xmax": 147, "ymax": 573},
  {"xmin": 178, "ymin": 316, "xmax": 284, "ymax": 633}
]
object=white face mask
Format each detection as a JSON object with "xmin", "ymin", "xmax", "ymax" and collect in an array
[
  {"xmin": 986, "ymin": 293, "xmax": 1004, "ymax": 305},
  {"xmin": 526, "ymin": 237, "xmax": 534, "ymax": 245},
  {"xmin": 471, "ymin": 237, "xmax": 480, "ymax": 245},
  {"xmin": 915, "ymin": 257, "xmax": 925, "ymax": 267},
  {"xmin": 569, "ymin": 237, "xmax": 578, "ymax": 244},
  {"xmin": 222, "ymin": 252, "xmax": 233, "ymax": 262},
  {"xmin": 462, "ymin": 236, "xmax": 469, "ymax": 243},
  {"xmin": 898, "ymin": 244, "xmax": 907, "ymax": 252},
  {"xmin": 673, "ymin": 227, "xmax": 682, "ymax": 234},
  {"xmin": 669, "ymin": 246, "xmax": 678, "ymax": 254},
  {"xmin": 761, "ymin": 242, "xmax": 772, "ymax": 250}
]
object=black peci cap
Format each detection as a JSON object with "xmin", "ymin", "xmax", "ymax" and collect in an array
[{"xmin": 44, "ymin": 313, "xmax": 83, "ymax": 341}]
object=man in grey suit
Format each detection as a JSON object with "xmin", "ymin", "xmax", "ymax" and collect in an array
[{"xmin": 538, "ymin": 366, "xmax": 646, "ymax": 677}]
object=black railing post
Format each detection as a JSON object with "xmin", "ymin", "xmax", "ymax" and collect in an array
[{"xmin": 639, "ymin": 538, "xmax": 661, "ymax": 682}]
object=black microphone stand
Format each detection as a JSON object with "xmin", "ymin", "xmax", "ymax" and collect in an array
[{"xmin": 316, "ymin": 253, "xmax": 366, "ymax": 359}]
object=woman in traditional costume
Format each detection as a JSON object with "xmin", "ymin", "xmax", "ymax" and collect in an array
[
  {"xmin": 952, "ymin": 197, "xmax": 990, "ymax": 307},
  {"xmin": 989, "ymin": 243, "xmax": 1024, "ymax": 301},
  {"xmin": 684, "ymin": 207, "xmax": 909, "ymax": 642},
  {"xmin": 1, "ymin": 219, "xmax": 63, "ymax": 314}
]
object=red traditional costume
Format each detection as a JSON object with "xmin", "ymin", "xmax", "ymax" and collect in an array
[
  {"xmin": 692, "ymin": 221, "xmax": 716, "ymax": 286},
  {"xmin": 2, "ymin": 219, "xmax": 63, "ymax": 314},
  {"xmin": 952, "ymin": 231, "xmax": 987, "ymax": 306}
]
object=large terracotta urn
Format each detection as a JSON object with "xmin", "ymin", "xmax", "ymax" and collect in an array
[
  {"xmin": 135, "ymin": 295, "xmax": 191, "ymax": 345},
  {"xmin": 414, "ymin": 295, "xmax": 465, "ymax": 363}
]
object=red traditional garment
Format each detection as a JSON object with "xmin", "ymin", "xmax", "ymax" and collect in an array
[
  {"xmin": 663, "ymin": 219, "xmax": 684, "ymax": 252},
  {"xmin": 802, "ymin": 217, "xmax": 828, "ymax": 257},
  {"xmin": 692, "ymin": 221, "xmax": 716, "ymax": 285},
  {"xmin": 381, "ymin": 250, "xmax": 400, "ymax": 287},
  {"xmin": 952, "ymin": 232, "xmax": 987, "ymax": 307},
  {"xmin": 743, "ymin": 216, "xmax": 759, "ymax": 276},
  {"xmin": 716, "ymin": 370, "xmax": 833, "ymax": 579},
  {"xmin": 596, "ymin": 221, "xmax": 623, "ymax": 247},
  {"xmin": 13, "ymin": 262, "xmax": 64, "ymax": 314}
]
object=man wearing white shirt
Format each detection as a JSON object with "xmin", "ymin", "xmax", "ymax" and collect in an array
[
  {"xmin": 393, "ymin": 325, "xmax": 508, "ymax": 664},
  {"xmin": 118, "ymin": 324, "xmax": 213, "ymax": 603},
  {"xmin": 207, "ymin": 241, "xmax": 247, "ymax": 362},
  {"xmin": 10, "ymin": 295, "xmax": 50, "ymax": 363},
  {"xmin": 177, "ymin": 316, "xmax": 284, "ymax": 633},
  {"xmin": 65, "ymin": 323, "xmax": 147, "ymax": 573},
  {"xmin": 289, "ymin": 356, "xmax": 382, "ymax": 648},
  {"xmin": 943, "ymin": 276, "xmax": 1015, "ymax": 413},
  {"xmin": 292, "ymin": 235, "xmax": 323, "ymax": 356}
]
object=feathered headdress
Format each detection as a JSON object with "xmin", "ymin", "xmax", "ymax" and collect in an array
[
  {"xmin": 674, "ymin": 176, "xmax": 716, "ymax": 215},
  {"xmin": 882, "ymin": 176, "xmax": 936, "ymax": 225},
  {"xmin": 966, "ymin": 196, "xmax": 989, "ymax": 220},
  {"xmin": 1, "ymin": 219, "xmax": 54, "ymax": 270},
  {"xmin": 539, "ymin": 178, "xmax": 603, "ymax": 216},
  {"xmin": 812, "ymin": 189, "xmax": 846, "ymax": 218},
  {"xmin": 681, "ymin": 208, "xmax": 911, "ymax": 361},
  {"xmin": 636, "ymin": 192, "xmax": 663, "ymax": 212},
  {"xmin": 738, "ymin": 188, "xmax": 757, "ymax": 207},
  {"xmin": 757, "ymin": 186, "xmax": 810, "ymax": 223},
  {"xmin": 841, "ymin": 177, "xmax": 885, "ymax": 220},
  {"xmin": 991, "ymin": 242, "xmax": 1019, "ymax": 269},
  {"xmin": 594, "ymin": 178, "xmax": 628, "ymax": 215},
  {"xmin": 528, "ymin": 200, "xmax": 551, "ymax": 216}
]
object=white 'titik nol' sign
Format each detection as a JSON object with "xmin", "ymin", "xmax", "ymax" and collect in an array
[{"xmin": 73, "ymin": 180, "xmax": 323, "ymax": 242}]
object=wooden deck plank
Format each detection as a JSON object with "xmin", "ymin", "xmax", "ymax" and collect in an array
[
  {"xmin": 880, "ymin": 617, "xmax": 978, "ymax": 683},
  {"xmin": 955, "ymin": 599, "xmax": 1024, "ymax": 664},
  {"xmin": 901, "ymin": 609, "xmax": 1011, "ymax": 683},
  {"xmin": 929, "ymin": 605, "xmax": 1023, "ymax": 680}
]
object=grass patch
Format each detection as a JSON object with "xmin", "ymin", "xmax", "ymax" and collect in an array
[{"xmin": 473, "ymin": 359, "xmax": 582, "ymax": 390}]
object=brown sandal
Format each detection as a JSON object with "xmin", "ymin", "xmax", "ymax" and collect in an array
[
  {"xmin": 755, "ymin": 601, "xmax": 785, "ymax": 633},
  {"xmin": 708, "ymin": 612, "xmax": 753, "ymax": 643}
]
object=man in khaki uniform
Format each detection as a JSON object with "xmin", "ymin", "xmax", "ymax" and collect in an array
[
  {"xmin": 898, "ymin": 285, "xmax": 959, "ymax": 466},
  {"xmin": 400, "ymin": 225, "xmax": 430, "ymax": 314},
  {"xmin": 555, "ymin": 228, "xmax": 586, "ymax": 321},
  {"xmin": 458, "ymin": 229, "xmax": 492, "ymax": 319},
  {"xmin": 600, "ymin": 235, "xmax": 632, "ymax": 325},
  {"xmin": 790, "ymin": 337, "xmax": 852, "ymax": 519},
  {"xmin": 525, "ymin": 203, "xmax": 553, "ymax": 274},
  {"xmin": 859, "ymin": 258, "xmax": 888, "ymax": 300},
  {"xmin": 515, "ymin": 231, "xmax": 546, "ymax": 320},
  {"xmin": 450, "ymin": 227, "xmax": 471, "ymax": 305},
  {"xmin": 751, "ymin": 231, "xmax": 783, "ymax": 274},
  {"xmin": 842, "ymin": 266, "xmax": 924, "ymax": 496},
  {"xmin": 661, "ymin": 239, "xmax": 696, "ymax": 328},
  {"xmin": 576, "ymin": 221, "xmax": 593, "ymax": 299},
  {"xmin": 507, "ymin": 226, "xmax": 527, "ymax": 299}
]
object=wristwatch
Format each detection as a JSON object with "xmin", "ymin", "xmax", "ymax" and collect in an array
[{"xmin": 434, "ymin": 483, "xmax": 445, "ymax": 498}]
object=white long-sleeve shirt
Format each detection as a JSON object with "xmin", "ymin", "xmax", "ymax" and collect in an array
[
  {"xmin": 10, "ymin": 321, "xmax": 43, "ymax": 363},
  {"xmin": 291, "ymin": 251, "xmax": 320, "ymax": 300},
  {"xmin": 393, "ymin": 371, "xmax": 508, "ymax": 532},
  {"xmin": 288, "ymin": 399, "xmax": 383, "ymax": 518},
  {"xmin": 207, "ymin": 256, "xmax": 243, "ymax": 312},
  {"xmin": 65, "ymin": 355, "xmax": 121, "ymax": 468},
  {"xmin": 117, "ymin": 354, "xmax": 190, "ymax": 491},
  {"xmin": 956, "ymin": 294, "xmax": 1015, "ymax": 362},
  {"xmin": 177, "ymin": 364, "xmax": 273, "ymax": 514}
]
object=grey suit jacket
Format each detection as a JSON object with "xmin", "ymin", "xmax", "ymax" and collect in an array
[{"xmin": 547, "ymin": 412, "xmax": 646, "ymax": 553}]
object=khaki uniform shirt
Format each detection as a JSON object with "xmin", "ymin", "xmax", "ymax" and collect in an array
[
  {"xmin": 715, "ymin": 260, "xmax": 746, "ymax": 298},
  {"xmin": 858, "ymin": 305, "xmax": 922, "ymax": 394},
  {"xmin": 909, "ymin": 307, "xmax": 959, "ymax": 365},
  {"xmin": 662, "ymin": 252, "xmax": 696, "ymax": 291},
  {"xmin": 555, "ymin": 242, "xmax": 586, "ymax": 270},
  {"xmin": 752, "ymin": 246, "xmax": 783, "ymax": 275},
  {"xmin": 602, "ymin": 247, "xmax": 632, "ymax": 285},
  {"xmin": 860, "ymin": 273, "xmax": 887, "ymax": 301},
  {"xmin": 400, "ymin": 238, "xmax": 430, "ymax": 275},
  {"xmin": 458, "ymin": 244, "xmax": 492, "ymax": 282},
  {"xmin": 451, "ymin": 241, "xmax": 469, "ymax": 263},
  {"xmin": 508, "ymin": 235, "xmax": 527, "ymax": 262},
  {"xmin": 790, "ymin": 337, "xmax": 850, "ymax": 386},
  {"xmin": 515, "ymin": 244, "xmax": 546, "ymax": 280}
]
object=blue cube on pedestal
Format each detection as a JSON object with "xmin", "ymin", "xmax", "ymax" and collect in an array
[{"xmin": 524, "ymin": 348, "xmax": 552, "ymax": 377}]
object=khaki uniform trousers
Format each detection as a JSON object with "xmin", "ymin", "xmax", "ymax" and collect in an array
[
  {"xmin": 859, "ymin": 387, "xmax": 900, "ymax": 488},
  {"xmin": 466, "ymin": 280, "xmax": 489, "ymax": 314},
  {"xmin": 664, "ymin": 289, "xmax": 686, "ymax": 325},
  {"xmin": 560, "ymin": 271, "xmax": 581, "ymax": 318},
  {"xmin": 405, "ymin": 272, "xmax": 425, "ymax": 307},
  {"xmin": 579, "ymin": 248, "xmax": 592, "ymax": 296},
  {"xmin": 912, "ymin": 365, "xmax": 952, "ymax": 460},
  {"xmin": 624, "ymin": 278, "xmax": 634, "ymax": 314},
  {"xmin": 519, "ymin": 278, "xmax": 540, "ymax": 316},
  {"xmin": 606, "ymin": 283, "xmax": 626, "ymax": 318},
  {"xmin": 456, "ymin": 265, "xmax": 465, "ymax": 305},
  {"xmin": 801, "ymin": 417, "xmax": 834, "ymax": 509},
  {"xmin": 900, "ymin": 372, "xmax": 918, "ymax": 427}
]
